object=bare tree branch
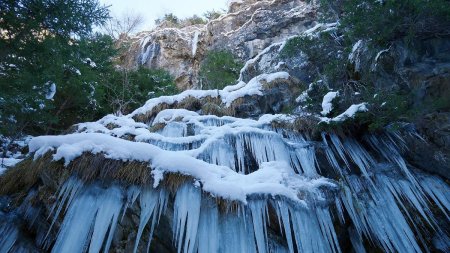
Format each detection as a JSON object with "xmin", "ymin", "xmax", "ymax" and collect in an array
[{"xmin": 103, "ymin": 11, "xmax": 145, "ymax": 39}]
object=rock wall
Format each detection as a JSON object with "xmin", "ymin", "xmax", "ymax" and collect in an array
[{"xmin": 120, "ymin": 0, "xmax": 317, "ymax": 89}]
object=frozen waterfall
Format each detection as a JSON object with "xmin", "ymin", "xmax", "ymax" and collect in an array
[{"xmin": 1, "ymin": 109, "xmax": 449, "ymax": 253}]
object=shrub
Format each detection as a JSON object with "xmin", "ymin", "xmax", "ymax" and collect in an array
[
  {"xmin": 284, "ymin": 0, "xmax": 450, "ymax": 132},
  {"xmin": 182, "ymin": 15, "xmax": 206, "ymax": 26},
  {"xmin": 105, "ymin": 68, "xmax": 178, "ymax": 115},
  {"xmin": 155, "ymin": 14, "xmax": 208, "ymax": 28},
  {"xmin": 334, "ymin": 0, "xmax": 450, "ymax": 46},
  {"xmin": 199, "ymin": 50, "xmax": 244, "ymax": 90},
  {"xmin": 281, "ymin": 30, "xmax": 348, "ymax": 88},
  {"xmin": 203, "ymin": 10, "xmax": 223, "ymax": 21},
  {"xmin": 155, "ymin": 13, "xmax": 180, "ymax": 26}
]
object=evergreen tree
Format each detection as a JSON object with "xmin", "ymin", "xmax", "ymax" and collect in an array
[{"xmin": 0, "ymin": 0, "xmax": 110, "ymax": 138}]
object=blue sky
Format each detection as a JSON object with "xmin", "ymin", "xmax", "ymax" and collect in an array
[{"xmin": 100, "ymin": 0, "xmax": 230, "ymax": 30}]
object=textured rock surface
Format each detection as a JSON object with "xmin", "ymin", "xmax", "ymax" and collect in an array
[{"xmin": 121, "ymin": 0, "xmax": 317, "ymax": 89}]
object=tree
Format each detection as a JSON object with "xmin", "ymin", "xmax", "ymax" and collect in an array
[
  {"xmin": 103, "ymin": 68, "xmax": 178, "ymax": 115},
  {"xmin": 203, "ymin": 10, "xmax": 223, "ymax": 21},
  {"xmin": 155, "ymin": 13, "xmax": 180, "ymax": 26},
  {"xmin": 103, "ymin": 11, "xmax": 145, "ymax": 39},
  {"xmin": 199, "ymin": 50, "xmax": 243, "ymax": 90},
  {"xmin": 0, "ymin": 0, "xmax": 110, "ymax": 141}
]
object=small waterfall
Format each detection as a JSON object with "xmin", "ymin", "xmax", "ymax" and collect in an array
[
  {"xmin": 141, "ymin": 42, "xmax": 158, "ymax": 66},
  {"xmin": 191, "ymin": 31, "xmax": 200, "ymax": 57}
]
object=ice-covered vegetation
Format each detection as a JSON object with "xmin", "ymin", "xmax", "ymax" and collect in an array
[
  {"xmin": 2, "ymin": 62, "xmax": 449, "ymax": 251},
  {"xmin": 1, "ymin": 0, "xmax": 450, "ymax": 252}
]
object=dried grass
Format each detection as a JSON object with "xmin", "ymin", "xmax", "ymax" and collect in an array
[
  {"xmin": 201, "ymin": 102, "xmax": 225, "ymax": 117},
  {"xmin": 149, "ymin": 123, "xmax": 166, "ymax": 133},
  {"xmin": 0, "ymin": 153, "xmax": 67, "ymax": 196},
  {"xmin": 215, "ymin": 196, "xmax": 241, "ymax": 214},
  {"xmin": 113, "ymin": 161, "xmax": 151, "ymax": 185},
  {"xmin": 133, "ymin": 103, "xmax": 172, "ymax": 123},
  {"xmin": 177, "ymin": 96, "xmax": 202, "ymax": 111},
  {"xmin": 0, "ymin": 151, "xmax": 264, "ymax": 212},
  {"xmin": 161, "ymin": 173, "xmax": 193, "ymax": 193}
]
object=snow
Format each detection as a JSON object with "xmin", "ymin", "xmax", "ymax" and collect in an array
[
  {"xmin": 12, "ymin": 82, "xmax": 450, "ymax": 253},
  {"xmin": 131, "ymin": 89, "xmax": 219, "ymax": 117},
  {"xmin": 84, "ymin": 58, "xmax": 97, "ymax": 68},
  {"xmin": 7, "ymin": 28, "xmax": 450, "ymax": 252},
  {"xmin": 296, "ymin": 80, "xmax": 323, "ymax": 103},
  {"xmin": 303, "ymin": 22, "xmax": 338, "ymax": 37},
  {"xmin": 45, "ymin": 82, "xmax": 56, "ymax": 100},
  {"xmin": 275, "ymin": 62, "xmax": 285, "ymax": 69},
  {"xmin": 221, "ymin": 72, "xmax": 289, "ymax": 106},
  {"xmin": 349, "ymin": 40, "xmax": 364, "ymax": 71},
  {"xmin": 321, "ymin": 91, "xmax": 339, "ymax": 116},
  {"xmin": 153, "ymin": 109, "xmax": 200, "ymax": 125},
  {"xmin": 296, "ymin": 92, "xmax": 309, "ymax": 103},
  {"xmin": 320, "ymin": 103, "xmax": 368, "ymax": 123},
  {"xmin": 131, "ymin": 71, "xmax": 290, "ymax": 116},
  {"xmin": 0, "ymin": 158, "xmax": 22, "ymax": 175},
  {"xmin": 29, "ymin": 132, "xmax": 333, "ymax": 204},
  {"xmin": 239, "ymin": 41, "xmax": 286, "ymax": 81}
]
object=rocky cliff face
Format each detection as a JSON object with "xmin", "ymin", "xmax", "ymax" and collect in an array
[
  {"xmin": 1, "ymin": 1, "xmax": 450, "ymax": 253},
  {"xmin": 121, "ymin": 0, "xmax": 317, "ymax": 89}
]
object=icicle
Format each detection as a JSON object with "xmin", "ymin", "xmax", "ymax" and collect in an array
[
  {"xmin": 122, "ymin": 186, "xmax": 140, "ymax": 221},
  {"xmin": 173, "ymin": 183, "xmax": 202, "ymax": 253},
  {"xmin": 365, "ymin": 134, "xmax": 420, "ymax": 189},
  {"xmin": 349, "ymin": 226, "xmax": 366, "ymax": 253},
  {"xmin": 341, "ymin": 138, "xmax": 374, "ymax": 179},
  {"xmin": 249, "ymin": 200, "xmax": 269, "ymax": 253},
  {"xmin": 219, "ymin": 210, "xmax": 258, "ymax": 253},
  {"xmin": 315, "ymin": 208, "xmax": 341, "ymax": 253},
  {"xmin": 45, "ymin": 177, "xmax": 84, "ymax": 242},
  {"xmin": 197, "ymin": 198, "xmax": 219, "ymax": 253},
  {"xmin": 51, "ymin": 185, "xmax": 124, "ymax": 253},
  {"xmin": 274, "ymin": 201, "xmax": 294, "ymax": 253},
  {"xmin": 340, "ymin": 175, "xmax": 423, "ymax": 253},
  {"xmin": 88, "ymin": 186, "xmax": 123, "ymax": 253},
  {"xmin": 294, "ymin": 146, "xmax": 318, "ymax": 176},
  {"xmin": 321, "ymin": 134, "xmax": 345, "ymax": 175},
  {"xmin": 268, "ymin": 240, "xmax": 290, "ymax": 253},
  {"xmin": 191, "ymin": 31, "xmax": 200, "ymax": 56},
  {"xmin": 159, "ymin": 122, "xmax": 188, "ymax": 137},
  {"xmin": 418, "ymin": 174, "xmax": 450, "ymax": 219},
  {"xmin": 133, "ymin": 188, "xmax": 159, "ymax": 253},
  {"xmin": 0, "ymin": 220, "xmax": 19, "ymax": 253},
  {"xmin": 334, "ymin": 197, "xmax": 345, "ymax": 224},
  {"xmin": 144, "ymin": 189, "xmax": 169, "ymax": 253}
]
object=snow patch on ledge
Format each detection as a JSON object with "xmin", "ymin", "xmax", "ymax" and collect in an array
[
  {"xmin": 29, "ymin": 133, "xmax": 334, "ymax": 204},
  {"xmin": 321, "ymin": 91, "xmax": 339, "ymax": 116},
  {"xmin": 130, "ymin": 71, "xmax": 290, "ymax": 117},
  {"xmin": 320, "ymin": 103, "xmax": 368, "ymax": 123}
]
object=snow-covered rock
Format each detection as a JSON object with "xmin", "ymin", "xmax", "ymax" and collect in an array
[{"xmin": 120, "ymin": 0, "xmax": 318, "ymax": 89}]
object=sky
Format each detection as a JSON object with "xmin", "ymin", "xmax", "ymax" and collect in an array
[{"xmin": 99, "ymin": 0, "xmax": 230, "ymax": 31}]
